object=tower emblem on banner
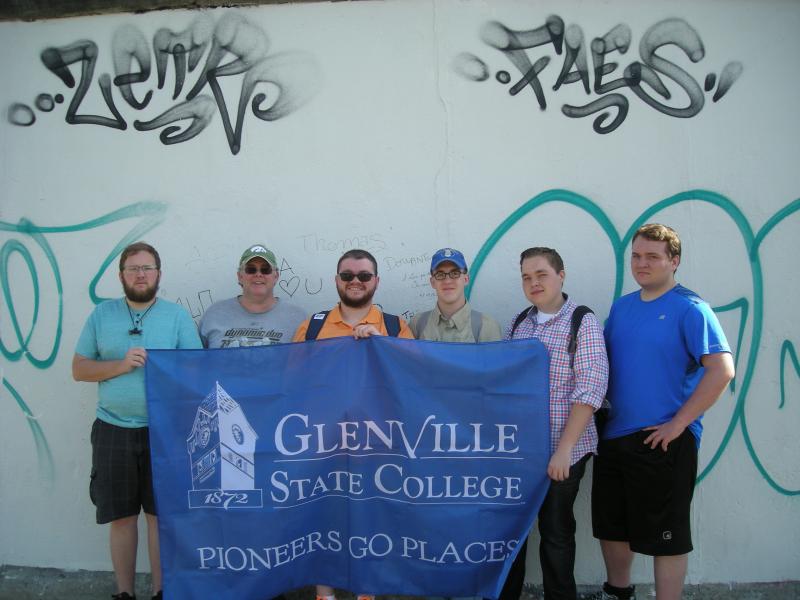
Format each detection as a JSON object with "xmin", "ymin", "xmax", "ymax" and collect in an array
[{"xmin": 186, "ymin": 382, "xmax": 263, "ymax": 509}]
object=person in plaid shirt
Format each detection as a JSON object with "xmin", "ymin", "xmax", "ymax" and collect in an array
[{"xmin": 497, "ymin": 247, "xmax": 608, "ymax": 600}]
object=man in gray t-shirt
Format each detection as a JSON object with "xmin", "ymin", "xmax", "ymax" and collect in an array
[{"xmin": 200, "ymin": 244, "xmax": 306, "ymax": 348}]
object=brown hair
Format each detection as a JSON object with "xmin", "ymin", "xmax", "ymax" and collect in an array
[
  {"xmin": 519, "ymin": 247, "xmax": 564, "ymax": 272},
  {"xmin": 632, "ymin": 223, "xmax": 681, "ymax": 259},
  {"xmin": 119, "ymin": 242, "xmax": 161, "ymax": 271},
  {"xmin": 337, "ymin": 249, "xmax": 378, "ymax": 275}
]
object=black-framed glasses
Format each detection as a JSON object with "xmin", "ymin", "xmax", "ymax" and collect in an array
[
  {"xmin": 432, "ymin": 270, "xmax": 465, "ymax": 280},
  {"xmin": 338, "ymin": 271, "xmax": 375, "ymax": 282},
  {"xmin": 122, "ymin": 265, "xmax": 158, "ymax": 274},
  {"xmin": 244, "ymin": 265, "xmax": 273, "ymax": 275}
]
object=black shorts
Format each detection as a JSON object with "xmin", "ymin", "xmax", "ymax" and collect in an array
[
  {"xmin": 591, "ymin": 428, "xmax": 698, "ymax": 556},
  {"xmin": 90, "ymin": 418, "xmax": 156, "ymax": 524}
]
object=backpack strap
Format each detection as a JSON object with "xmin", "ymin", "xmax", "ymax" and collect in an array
[
  {"xmin": 567, "ymin": 305, "xmax": 594, "ymax": 368},
  {"xmin": 306, "ymin": 310, "xmax": 402, "ymax": 339},
  {"xmin": 470, "ymin": 309, "xmax": 483, "ymax": 341},
  {"xmin": 510, "ymin": 306, "xmax": 533, "ymax": 337},
  {"xmin": 304, "ymin": 311, "xmax": 330, "ymax": 341},
  {"xmin": 383, "ymin": 312, "xmax": 401, "ymax": 337}
]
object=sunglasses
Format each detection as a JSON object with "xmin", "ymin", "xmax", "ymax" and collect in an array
[
  {"xmin": 244, "ymin": 265, "xmax": 273, "ymax": 275},
  {"xmin": 338, "ymin": 271, "xmax": 375, "ymax": 282}
]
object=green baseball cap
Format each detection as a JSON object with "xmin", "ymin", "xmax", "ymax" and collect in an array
[{"xmin": 239, "ymin": 244, "xmax": 278, "ymax": 269}]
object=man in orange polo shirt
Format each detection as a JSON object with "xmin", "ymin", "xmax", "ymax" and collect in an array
[
  {"xmin": 293, "ymin": 248, "xmax": 414, "ymax": 342},
  {"xmin": 293, "ymin": 248, "xmax": 412, "ymax": 600}
]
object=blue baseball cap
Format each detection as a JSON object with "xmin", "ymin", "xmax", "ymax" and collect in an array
[{"xmin": 430, "ymin": 248, "xmax": 468, "ymax": 273}]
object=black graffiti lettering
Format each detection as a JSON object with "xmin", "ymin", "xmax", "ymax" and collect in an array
[
  {"xmin": 452, "ymin": 52, "xmax": 490, "ymax": 82},
  {"xmin": 481, "ymin": 15, "xmax": 564, "ymax": 53},
  {"xmin": 186, "ymin": 13, "xmax": 267, "ymax": 102},
  {"xmin": 192, "ymin": 14, "xmax": 274, "ymax": 153},
  {"xmin": 553, "ymin": 24, "xmax": 590, "ymax": 93},
  {"xmin": 35, "ymin": 94, "xmax": 55, "ymax": 112},
  {"xmin": 713, "ymin": 61, "xmax": 743, "ymax": 102},
  {"xmin": 249, "ymin": 52, "xmax": 322, "ymax": 122},
  {"xmin": 153, "ymin": 16, "xmax": 214, "ymax": 100},
  {"xmin": 591, "ymin": 24, "xmax": 632, "ymax": 94},
  {"xmin": 16, "ymin": 14, "xmax": 318, "ymax": 153},
  {"xmin": 133, "ymin": 95, "xmax": 215, "ymax": 145},
  {"xmin": 704, "ymin": 72, "xmax": 716, "ymax": 92},
  {"xmin": 97, "ymin": 74, "xmax": 128, "ymax": 129},
  {"xmin": 8, "ymin": 103, "xmax": 35, "ymax": 126},
  {"xmin": 481, "ymin": 16, "xmax": 564, "ymax": 109},
  {"xmin": 459, "ymin": 15, "xmax": 740, "ymax": 134},
  {"xmin": 112, "ymin": 24, "xmax": 153, "ymax": 110},
  {"xmin": 507, "ymin": 56, "xmax": 550, "ymax": 107},
  {"xmin": 562, "ymin": 94, "xmax": 629, "ymax": 134},
  {"xmin": 627, "ymin": 18, "xmax": 705, "ymax": 118},
  {"xmin": 40, "ymin": 40, "xmax": 126, "ymax": 130}
]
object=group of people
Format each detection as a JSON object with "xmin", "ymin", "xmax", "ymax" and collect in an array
[{"xmin": 73, "ymin": 223, "xmax": 735, "ymax": 600}]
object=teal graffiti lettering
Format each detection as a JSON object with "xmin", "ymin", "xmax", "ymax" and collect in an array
[
  {"xmin": 2, "ymin": 378, "xmax": 54, "ymax": 482},
  {"xmin": 780, "ymin": 340, "xmax": 799, "ymax": 411},
  {"xmin": 467, "ymin": 189, "xmax": 800, "ymax": 495},
  {"xmin": 1, "ymin": 201, "xmax": 167, "ymax": 478}
]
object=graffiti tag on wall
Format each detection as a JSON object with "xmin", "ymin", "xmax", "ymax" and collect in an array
[
  {"xmin": 465, "ymin": 189, "xmax": 799, "ymax": 495},
  {"xmin": 453, "ymin": 16, "xmax": 743, "ymax": 133},
  {"xmin": 2, "ymin": 193, "xmax": 797, "ymax": 496},
  {"xmin": 6, "ymin": 12, "xmax": 321, "ymax": 155}
]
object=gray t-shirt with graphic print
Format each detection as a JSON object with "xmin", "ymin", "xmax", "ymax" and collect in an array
[{"xmin": 199, "ymin": 297, "xmax": 306, "ymax": 348}]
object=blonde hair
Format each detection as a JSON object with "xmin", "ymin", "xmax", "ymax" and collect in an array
[{"xmin": 632, "ymin": 224, "xmax": 681, "ymax": 259}]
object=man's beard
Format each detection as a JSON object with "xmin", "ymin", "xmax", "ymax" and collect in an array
[
  {"xmin": 123, "ymin": 278, "xmax": 159, "ymax": 303},
  {"xmin": 337, "ymin": 284, "xmax": 376, "ymax": 309}
]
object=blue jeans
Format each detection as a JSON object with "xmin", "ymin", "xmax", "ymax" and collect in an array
[{"xmin": 495, "ymin": 454, "xmax": 590, "ymax": 600}]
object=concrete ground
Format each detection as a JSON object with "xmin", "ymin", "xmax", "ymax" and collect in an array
[{"xmin": 1, "ymin": 566, "xmax": 798, "ymax": 599}]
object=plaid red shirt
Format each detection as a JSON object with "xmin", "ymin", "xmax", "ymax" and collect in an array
[{"xmin": 505, "ymin": 296, "xmax": 609, "ymax": 465}]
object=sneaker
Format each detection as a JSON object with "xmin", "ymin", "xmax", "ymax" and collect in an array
[
  {"xmin": 112, "ymin": 594, "xmax": 136, "ymax": 600},
  {"xmin": 585, "ymin": 587, "xmax": 636, "ymax": 600}
]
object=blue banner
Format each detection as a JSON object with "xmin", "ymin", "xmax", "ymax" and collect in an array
[{"xmin": 146, "ymin": 336, "xmax": 551, "ymax": 599}]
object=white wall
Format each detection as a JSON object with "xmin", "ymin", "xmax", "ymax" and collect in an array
[{"xmin": 1, "ymin": 0, "xmax": 798, "ymax": 586}]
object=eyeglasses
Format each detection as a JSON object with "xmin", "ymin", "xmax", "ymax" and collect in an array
[
  {"xmin": 244, "ymin": 265, "xmax": 273, "ymax": 275},
  {"xmin": 122, "ymin": 265, "xmax": 158, "ymax": 274},
  {"xmin": 338, "ymin": 271, "xmax": 375, "ymax": 282},
  {"xmin": 432, "ymin": 270, "xmax": 465, "ymax": 280}
]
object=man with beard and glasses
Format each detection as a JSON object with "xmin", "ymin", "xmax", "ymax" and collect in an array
[
  {"xmin": 293, "ymin": 248, "xmax": 412, "ymax": 600},
  {"xmin": 73, "ymin": 241, "xmax": 201, "ymax": 600},
  {"xmin": 293, "ymin": 248, "xmax": 413, "ymax": 343},
  {"xmin": 199, "ymin": 244, "xmax": 305, "ymax": 348}
]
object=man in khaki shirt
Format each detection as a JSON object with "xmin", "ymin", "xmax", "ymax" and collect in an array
[{"xmin": 410, "ymin": 247, "xmax": 502, "ymax": 342}]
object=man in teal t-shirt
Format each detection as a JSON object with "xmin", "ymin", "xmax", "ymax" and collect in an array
[{"xmin": 73, "ymin": 242, "xmax": 201, "ymax": 600}]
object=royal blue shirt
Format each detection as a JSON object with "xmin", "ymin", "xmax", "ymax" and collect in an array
[{"xmin": 603, "ymin": 285, "xmax": 731, "ymax": 445}]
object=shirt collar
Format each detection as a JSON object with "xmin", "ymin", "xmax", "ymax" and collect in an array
[
  {"xmin": 434, "ymin": 302, "xmax": 471, "ymax": 330},
  {"xmin": 527, "ymin": 293, "xmax": 573, "ymax": 323},
  {"xmin": 329, "ymin": 303, "xmax": 383, "ymax": 325}
]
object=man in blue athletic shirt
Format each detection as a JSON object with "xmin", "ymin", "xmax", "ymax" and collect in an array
[{"xmin": 590, "ymin": 224, "xmax": 734, "ymax": 600}]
